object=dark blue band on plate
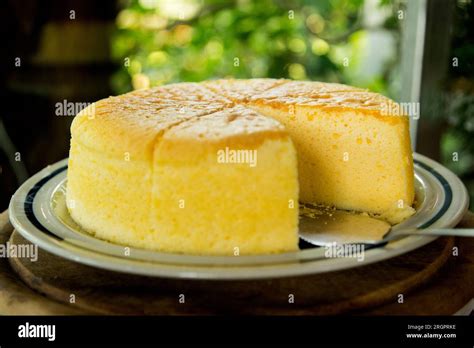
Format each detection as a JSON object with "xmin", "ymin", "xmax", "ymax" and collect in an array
[
  {"xmin": 414, "ymin": 159, "xmax": 453, "ymax": 229},
  {"xmin": 24, "ymin": 165, "xmax": 68, "ymax": 240}
]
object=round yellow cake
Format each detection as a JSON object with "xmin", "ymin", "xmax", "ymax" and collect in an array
[{"xmin": 67, "ymin": 79, "xmax": 414, "ymax": 255}]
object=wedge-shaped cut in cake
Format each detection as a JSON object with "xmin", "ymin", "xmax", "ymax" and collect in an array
[
  {"xmin": 246, "ymin": 80, "xmax": 365, "ymax": 99},
  {"xmin": 67, "ymin": 85, "xmax": 229, "ymax": 247},
  {"xmin": 150, "ymin": 105, "xmax": 299, "ymax": 255},
  {"xmin": 245, "ymin": 81, "xmax": 415, "ymax": 223},
  {"xmin": 204, "ymin": 78, "xmax": 288, "ymax": 101}
]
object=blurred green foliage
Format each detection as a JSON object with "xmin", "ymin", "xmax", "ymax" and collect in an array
[{"xmin": 112, "ymin": 0, "xmax": 403, "ymax": 96}]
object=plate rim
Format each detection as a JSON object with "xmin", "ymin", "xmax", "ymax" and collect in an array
[{"xmin": 8, "ymin": 153, "xmax": 469, "ymax": 279}]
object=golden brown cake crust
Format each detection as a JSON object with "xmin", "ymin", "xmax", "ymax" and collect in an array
[
  {"xmin": 249, "ymin": 81, "xmax": 404, "ymax": 116},
  {"xmin": 72, "ymin": 79, "xmax": 409, "ymax": 159},
  {"xmin": 204, "ymin": 78, "xmax": 288, "ymax": 101},
  {"xmin": 163, "ymin": 105, "xmax": 288, "ymax": 145},
  {"xmin": 70, "ymin": 84, "xmax": 231, "ymax": 160}
]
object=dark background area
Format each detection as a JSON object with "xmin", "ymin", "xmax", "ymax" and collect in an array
[{"xmin": 0, "ymin": 0, "xmax": 117, "ymax": 209}]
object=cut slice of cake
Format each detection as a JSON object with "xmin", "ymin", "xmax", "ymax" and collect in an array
[
  {"xmin": 150, "ymin": 105, "xmax": 299, "ymax": 255},
  {"xmin": 243, "ymin": 80, "xmax": 415, "ymax": 224}
]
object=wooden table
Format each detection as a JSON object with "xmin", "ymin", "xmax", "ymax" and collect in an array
[{"xmin": 0, "ymin": 210, "xmax": 473, "ymax": 315}]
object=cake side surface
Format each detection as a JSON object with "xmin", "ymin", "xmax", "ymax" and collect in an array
[
  {"xmin": 67, "ymin": 141, "xmax": 154, "ymax": 242},
  {"xmin": 149, "ymin": 106, "xmax": 299, "ymax": 255}
]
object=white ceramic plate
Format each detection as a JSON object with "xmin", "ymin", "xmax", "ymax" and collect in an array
[{"xmin": 9, "ymin": 153, "xmax": 469, "ymax": 279}]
